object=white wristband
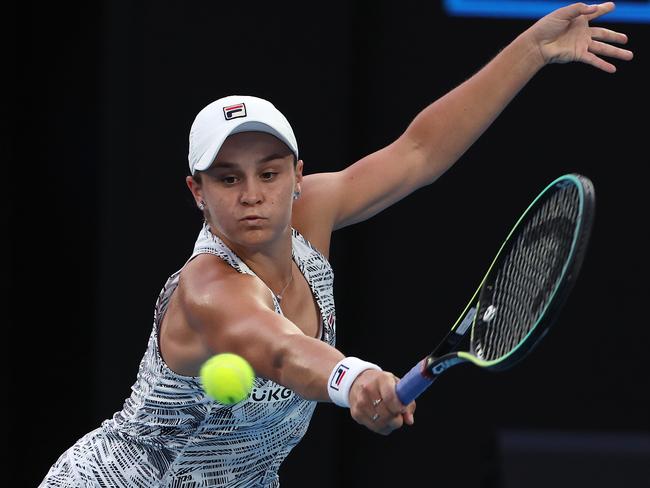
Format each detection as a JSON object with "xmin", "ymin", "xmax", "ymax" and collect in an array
[{"xmin": 327, "ymin": 357, "xmax": 382, "ymax": 408}]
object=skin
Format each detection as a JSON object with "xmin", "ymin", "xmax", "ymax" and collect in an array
[{"xmin": 160, "ymin": 2, "xmax": 632, "ymax": 436}]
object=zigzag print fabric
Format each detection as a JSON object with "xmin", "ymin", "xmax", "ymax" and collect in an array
[{"xmin": 40, "ymin": 223, "xmax": 336, "ymax": 487}]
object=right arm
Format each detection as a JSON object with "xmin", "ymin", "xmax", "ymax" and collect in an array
[{"xmin": 178, "ymin": 262, "xmax": 414, "ymax": 433}]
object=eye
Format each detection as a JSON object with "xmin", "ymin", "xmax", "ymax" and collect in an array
[
  {"xmin": 220, "ymin": 175, "xmax": 238, "ymax": 185},
  {"xmin": 260, "ymin": 171, "xmax": 277, "ymax": 181}
]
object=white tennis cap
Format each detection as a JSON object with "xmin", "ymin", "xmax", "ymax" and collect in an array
[{"xmin": 188, "ymin": 95, "xmax": 299, "ymax": 175}]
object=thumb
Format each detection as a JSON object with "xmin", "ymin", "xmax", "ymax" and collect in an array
[
  {"xmin": 402, "ymin": 410, "xmax": 415, "ymax": 425},
  {"xmin": 555, "ymin": 2, "xmax": 598, "ymax": 21},
  {"xmin": 583, "ymin": 2, "xmax": 616, "ymax": 21}
]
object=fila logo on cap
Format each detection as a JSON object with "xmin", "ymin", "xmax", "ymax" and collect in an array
[
  {"xmin": 329, "ymin": 364, "xmax": 349, "ymax": 391},
  {"xmin": 223, "ymin": 103, "xmax": 247, "ymax": 121}
]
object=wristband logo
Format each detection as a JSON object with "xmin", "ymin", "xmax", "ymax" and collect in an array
[{"xmin": 329, "ymin": 364, "xmax": 349, "ymax": 391}]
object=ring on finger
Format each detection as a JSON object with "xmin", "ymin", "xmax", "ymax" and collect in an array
[
  {"xmin": 372, "ymin": 398, "xmax": 383, "ymax": 408},
  {"xmin": 371, "ymin": 413, "xmax": 380, "ymax": 422}
]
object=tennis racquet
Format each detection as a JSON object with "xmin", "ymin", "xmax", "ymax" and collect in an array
[{"xmin": 396, "ymin": 173, "xmax": 595, "ymax": 405}]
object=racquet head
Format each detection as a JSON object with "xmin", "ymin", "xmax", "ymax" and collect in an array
[
  {"xmin": 463, "ymin": 173, "xmax": 595, "ymax": 370},
  {"xmin": 396, "ymin": 173, "xmax": 595, "ymax": 404}
]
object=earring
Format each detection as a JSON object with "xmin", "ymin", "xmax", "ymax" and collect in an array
[
  {"xmin": 293, "ymin": 191, "xmax": 301, "ymax": 200},
  {"xmin": 198, "ymin": 201, "xmax": 206, "ymax": 210}
]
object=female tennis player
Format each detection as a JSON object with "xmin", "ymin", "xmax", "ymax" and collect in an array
[{"xmin": 40, "ymin": 3, "xmax": 632, "ymax": 486}]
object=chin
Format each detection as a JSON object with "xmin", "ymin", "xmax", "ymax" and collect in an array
[
  {"xmin": 235, "ymin": 227, "xmax": 280, "ymax": 249},
  {"xmin": 215, "ymin": 220, "xmax": 290, "ymax": 251}
]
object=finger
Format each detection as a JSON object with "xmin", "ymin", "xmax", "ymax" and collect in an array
[
  {"xmin": 555, "ymin": 2, "xmax": 598, "ymax": 21},
  {"xmin": 377, "ymin": 377, "xmax": 406, "ymax": 415},
  {"xmin": 589, "ymin": 39, "xmax": 634, "ymax": 61},
  {"xmin": 355, "ymin": 408, "xmax": 386, "ymax": 433},
  {"xmin": 367, "ymin": 408, "xmax": 402, "ymax": 435},
  {"xmin": 584, "ymin": 2, "xmax": 616, "ymax": 22},
  {"xmin": 403, "ymin": 410, "xmax": 415, "ymax": 425},
  {"xmin": 369, "ymin": 396, "xmax": 392, "ymax": 425},
  {"xmin": 582, "ymin": 51, "xmax": 617, "ymax": 73},
  {"xmin": 379, "ymin": 412, "xmax": 404, "ymax": 435},
  {"xmin": 590, "ymin": 27, "xmax": 628, "ymax": 44},
  {"xmin": 405, "ymin": 399, "xmax": 416, "ymax": 424}
]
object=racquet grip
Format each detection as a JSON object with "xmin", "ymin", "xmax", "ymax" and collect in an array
[{"xmin": 395, "ymin": 358, "xmax": 434, "ymax": 405}]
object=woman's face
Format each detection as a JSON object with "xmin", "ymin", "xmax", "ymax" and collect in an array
[{"xmin": 188, "ymin": 131, "xmax": 302, "ymax": 251}]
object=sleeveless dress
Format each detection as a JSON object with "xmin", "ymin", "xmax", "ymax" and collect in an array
[{"xmin": 40, "ymin": 223, "xmax": 336, "ymax": 487}]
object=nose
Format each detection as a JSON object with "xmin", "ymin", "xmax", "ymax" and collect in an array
[{"xmin": 240, "ymin": 179, "xmax": 263, "ymax": 206}]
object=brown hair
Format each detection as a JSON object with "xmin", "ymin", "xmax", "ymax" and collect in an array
[{"xmin": 191, "ymin": 154, "xmax": 298, "ymax": 186}]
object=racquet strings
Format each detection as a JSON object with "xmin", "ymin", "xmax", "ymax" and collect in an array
[{"xmin": 474, "ymin": 183, "xmax": 581, "ymax": 361}]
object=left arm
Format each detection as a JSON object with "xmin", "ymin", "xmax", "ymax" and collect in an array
[
  {"xmin": 333, "ymin": 26, "xmax": 544, "ymax": 228},
  {"xmin": 295, "ymin": 2, "xmax": 632, "ymax": 234}
]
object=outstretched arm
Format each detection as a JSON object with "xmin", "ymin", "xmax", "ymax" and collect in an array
[
  {"xmin": 180, "ymin": 259, "xmax": 415, "ymax": 435},
  {"xmin": 297, "ymin": 2, "xmax": 633, "ymax": 233}
]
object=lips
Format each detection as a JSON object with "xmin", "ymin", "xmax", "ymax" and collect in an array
[{"xmin": 240, "ymin": 215, "xmax": 266, "ymax": 222}]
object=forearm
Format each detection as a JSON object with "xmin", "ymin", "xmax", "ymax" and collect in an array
[
  {"xmin": 272, "ymin": 333, "xmax": 345, "ymax": 402},
  {"xmin": 267, "ymin": 332, "xmax": 413, "ymax": 436},
  {"xmin": 406, "ymin": 30, "xmax": 545, "ymax": 183}
]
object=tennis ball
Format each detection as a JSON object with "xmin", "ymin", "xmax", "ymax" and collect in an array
[{"xmin": 200, "ymin": 353, "xmax": 255, "ymax": 405}]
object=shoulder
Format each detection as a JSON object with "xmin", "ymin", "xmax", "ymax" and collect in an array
[
  {"xmin": 177, "ymin": 254, "xmax": 274, "ymax": 329},
  {"xmin": 291, "ymin": 172, "xmax": 342, "ymax": 257}
]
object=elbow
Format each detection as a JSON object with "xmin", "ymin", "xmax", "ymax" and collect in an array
[
  {"xmin": 397, "ymin": 132, "xmax": 444, "ymax": 188},
  {"xmin": 266, "ymin": 333, "xmax": 298, "ymax": 386},
  {"xmin": 270, "ymin": 334, "xmax": 327, "ymax": 401}
]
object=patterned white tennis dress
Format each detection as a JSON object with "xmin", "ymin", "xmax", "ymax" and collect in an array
[{"xmin": 40, "ymin": 223, "xmax": 336, "ymax": 487}]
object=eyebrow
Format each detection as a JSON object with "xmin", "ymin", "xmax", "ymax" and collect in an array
[{"xmin": 211, "ymin": 153, "xmax": 291, "ymax": 169}]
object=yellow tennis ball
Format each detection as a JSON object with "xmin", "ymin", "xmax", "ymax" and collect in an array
[{"xmin": 200, "ymin": 353, "xmax": 255, "ymax": 405}]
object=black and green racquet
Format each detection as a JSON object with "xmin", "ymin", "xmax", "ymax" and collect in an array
[{"xmin": 396, "ymin": 173, "xmax": 595, "ymax": 404}]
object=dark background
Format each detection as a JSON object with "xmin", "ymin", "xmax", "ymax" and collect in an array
[{"xmin": 8, "ymin": 1, "xmax": 649, "ymax": 487}]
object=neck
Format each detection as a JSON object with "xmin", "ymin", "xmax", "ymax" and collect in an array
[
  {"xmin": 246, "ymin": 251, "xmax": 294, "ymax": 300},
  {"xmin": 207, "ymin": 224, "xmax": 294, "ymax": 299}
]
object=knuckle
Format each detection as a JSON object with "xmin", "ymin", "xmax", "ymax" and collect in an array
[{"xmin": 350, "ymin": 407, "xmax": 363, "ymax": 422}]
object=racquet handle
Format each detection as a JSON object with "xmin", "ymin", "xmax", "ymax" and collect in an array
[{"xmin": 395, "ymin": 358, "xmax": 434, "ymax": 405}]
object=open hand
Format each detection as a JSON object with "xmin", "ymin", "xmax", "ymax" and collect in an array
[{"xmin": 528, "ymin": 2, "xmax": 633, "ymax": 72}]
